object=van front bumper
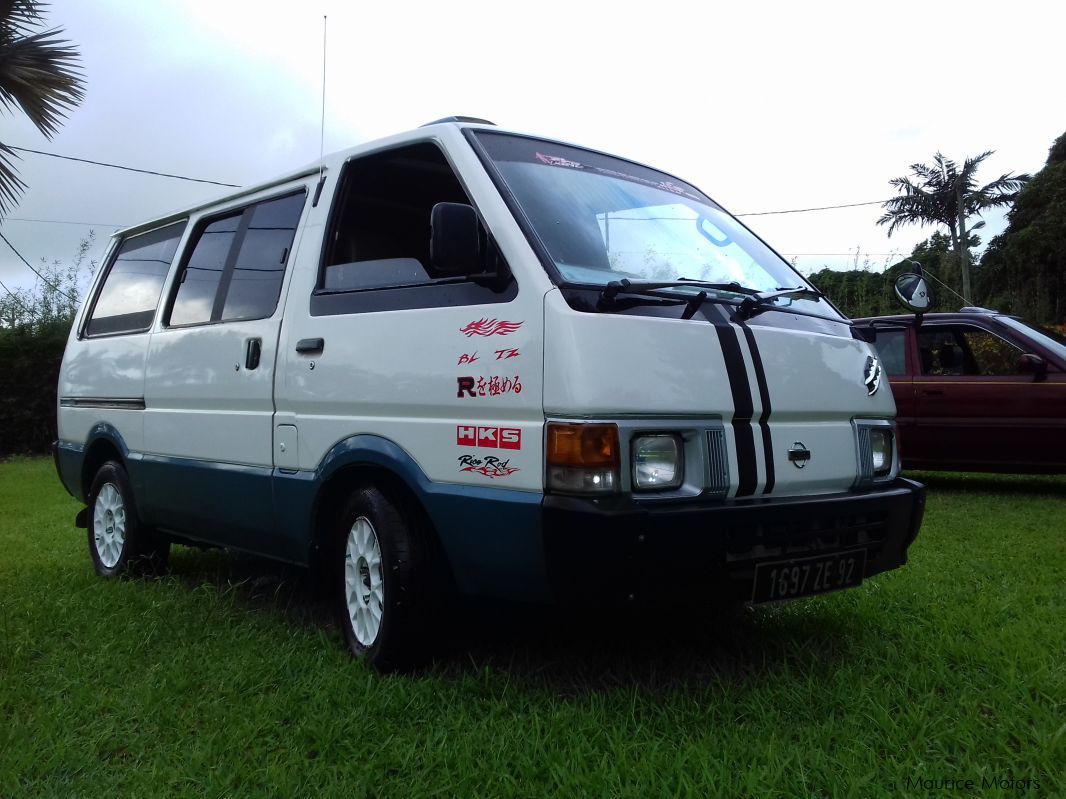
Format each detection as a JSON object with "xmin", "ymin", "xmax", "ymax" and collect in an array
[{"xmin": 541, "ymin": 477, "xmax": 925, "ymax": 606}]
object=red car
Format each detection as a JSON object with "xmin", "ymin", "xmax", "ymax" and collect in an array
[{"xmin": 854, "ymin": 309, "xmax": 1066, "ymax": 474}]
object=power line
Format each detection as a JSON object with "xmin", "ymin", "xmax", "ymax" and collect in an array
[
  {"xmin": 8, "ymin": 145, "xmax": 241, "ymax": 188},
  {"xmin": 0, "ymin": 231, "xmax": 77, "ymax": 302},
  {"xmin": 735, "ymin": 199, "xmax": 889, "ymax": 217},
  {"xmin": 5, "ymin": 215, "xmax": 125, "ymax": 227}
]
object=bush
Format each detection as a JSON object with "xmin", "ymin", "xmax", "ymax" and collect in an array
[{"xmin": 0, "ymin": 321, "xmax": 70, "ymax": 455}]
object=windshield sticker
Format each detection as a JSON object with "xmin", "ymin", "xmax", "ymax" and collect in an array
[
  {"xmin": 532, "ymin": 152, "xmax": 701, "ymax": 201},
  {"xmin": 460, "ymin": 319, "xmax": 523, "ymax": 337},
  {"xmin": 458, "ymin": 455, "xmax": 519, "ymax": 479},
  {"xmin": 535, "ymin": 152, "xmax": 585, "ymax": 169},
  {"xmin": 457, "ymin": 375, "xmax": 523, "ymax": 397},
  {"xmin": 457, "ymin": 425, "xmax": 521, "ymax": 450}
]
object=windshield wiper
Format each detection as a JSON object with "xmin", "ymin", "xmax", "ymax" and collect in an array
[
  {"xmin": 735, "ymin": 286, "xmax": 824, "ymax": 320},
  {"xmin": 599, "ymin": 278, "xmax": 757, "ymax": 305}
]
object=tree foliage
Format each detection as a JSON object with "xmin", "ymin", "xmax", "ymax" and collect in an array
[
  {"xmin": 978, "ymin": 132, "xmax": 1066, "ymax": 324},
  {"xmin": 0, "ymin": 231, "xmax": 95, "ymax": 454},
  {"xmin": 0, "ymin": 0, "xmax": 85, "ymax": 216},
  {"xmin": 876, "ymin": 151, "xmax": 1029, "ymax": 303}
]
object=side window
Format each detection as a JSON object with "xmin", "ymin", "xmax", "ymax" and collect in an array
[
  {"xmin": 917, "ymin": 325, "xmax": 1023, "ymax": 376},
  {"xmin": 874, "ymin": 329, "xmax": 907, "ymax": 376},
  {"xmin": 313, "ymin": 142, "xmax": 515, "ymax": 315},
  {"xmin": 223, "ymin": 193, "xmax": 305, "ymax": 321},
  {"xmin": 85, "ymin": 221, "xmax": 187, "ymax": 337},
  {"xmin": 917, "ymin": 328, "xmax": 966, "ymax": 376},
  {"xmin": 170, "ymin": 214, "xmax": 239, "ymax": 326},
  {"xmin": 168, "ymin": 191, "xmax": 305, "ymax": 327},
  {"xmin": 958, "ymin": 327, "xmax": 1024, "ymax": 375}
]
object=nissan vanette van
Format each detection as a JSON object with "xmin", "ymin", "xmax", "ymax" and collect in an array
[{"xmin": 55, "ymin": 117, "xmax": 925, "ymax": 670}]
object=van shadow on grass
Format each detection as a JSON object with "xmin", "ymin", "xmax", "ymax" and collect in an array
[{"xmin": 165, "ymin": 545, "xmax": 876, "ymax": 694}]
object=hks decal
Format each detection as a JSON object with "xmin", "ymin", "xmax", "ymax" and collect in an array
[
  {"xmin": 457, "ymin": 425, "xmax": 522, "ymax": 450},
  {"xmin": 460, "ymin": 319, "xmax": 523, "ymax": 338},
  {"xmin": 458, "ymin": 455, "xmax": 519, "ymax": 479},
  {"xmin": 457, "ymin": 375, "xmax": 523, "ymax": 397}
]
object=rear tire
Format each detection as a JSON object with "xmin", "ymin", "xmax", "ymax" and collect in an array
[
  {"xmin": 336, "ymin": 484, "xmax": 430, "ymax": 672},
  {"xmin": 87, "ymin": 461, "xmax": 169, "ymax": 577}
]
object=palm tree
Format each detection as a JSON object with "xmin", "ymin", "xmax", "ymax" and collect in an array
[
  {"xmin": 877, "ymin": 152, "xmax": 1029, "ymax": 303},
  {"xmin": 0, "ymin": 1, "xmax": 85, "ymax": 217}
]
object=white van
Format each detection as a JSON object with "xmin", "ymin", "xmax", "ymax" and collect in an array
[{"xmin": 55, "ymin": 117, "xmax": 924, "ymax": 670}]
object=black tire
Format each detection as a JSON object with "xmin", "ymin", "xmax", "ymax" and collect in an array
[
  {"xmin": 87, "ymin": 461, "xmax": 170, "ymax": 578},
  {"xmin": 335, "ymin": 484, "xmax": 430, "ymax": 672}
]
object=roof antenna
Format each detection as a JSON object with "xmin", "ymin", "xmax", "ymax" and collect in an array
[{"xmin": 312, "ymin": 15, "xmax": 328, "ymax": 207}]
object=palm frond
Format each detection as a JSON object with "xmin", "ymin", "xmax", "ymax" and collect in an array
[
  {"xmin": 0, "ymin": 1, "xmax": 44, "ymax": 36},
  {"xmin": 0, "ymin": 141, "xmax": 28, "ymax": 216},
  {"xmin": 0, "ymin": 27, "xmax": 85, "ymax": 136}
]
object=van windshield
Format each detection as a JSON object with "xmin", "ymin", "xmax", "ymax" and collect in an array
[{"xmin": 474, "ymin": 131, "xmax": 838, "ymax": 318}]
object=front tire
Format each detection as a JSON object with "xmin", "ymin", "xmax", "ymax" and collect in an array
[
  {"xmin": 87, "ymin": 461, "xmax": 169, "ymax": 577},
  {"xmin": 337, "ymin": 485, "xmax": 430, "ymax": 672}
]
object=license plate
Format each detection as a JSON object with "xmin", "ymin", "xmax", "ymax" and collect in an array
[{"xmin": 752, "ymin": 549, "xmax": 866, "ymax": 603}]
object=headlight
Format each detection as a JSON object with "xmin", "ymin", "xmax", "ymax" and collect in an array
[
  {"xmin": 856, "ymin": 422, "xmax": 895, "ymax": 483},
  {"xmin": 869, "ymin": 429, "xmax": 892, "ymax": 477},
  {"xmin": 632, "ymin": 434, "xmax": 683, "ymax": 490}
]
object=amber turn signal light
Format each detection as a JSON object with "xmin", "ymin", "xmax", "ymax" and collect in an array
[{"xmin": 546, "ymin": 423, "xmax": 619, "ymax": 467}]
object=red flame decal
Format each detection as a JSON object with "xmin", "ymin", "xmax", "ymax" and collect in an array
[{"xmin": 460, "ymin": 319, "xmax": 523, "ymax": 338}]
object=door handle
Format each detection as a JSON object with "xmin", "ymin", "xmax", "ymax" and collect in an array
[
  {"xmin": 245, "ymin": 337, "xmax": 262, "ymax": 370},
  {"xmin": 921, "ymin": 389, "xmax": 944, "ymax": 397},
  {"xmin": 295, "ymin": 337, "xmax": 324, "ymax": 354}
]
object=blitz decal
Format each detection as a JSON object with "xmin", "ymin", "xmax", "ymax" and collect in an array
[
  {"xmin": 458, "ymin": 352, "xmax": 479, "ymax": 365},
  {"xmin": 457, "ymin": 375, "xmax": 523, "ymax": 397},
  {"xmin": 457, "ymin": 455, "xmax": 518, "ymax": 479},
  {"xmin": 460, "ymin": 319, "xmax": 523, "ymax": 338},
  {"xmin": 457, "ymin": 425, "xmax": 521, "ymax": 450}
]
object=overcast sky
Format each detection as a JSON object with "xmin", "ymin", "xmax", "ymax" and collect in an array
[{"xmin": 1, "ymin": 0, "xmax": 1061, "ymax": 297}]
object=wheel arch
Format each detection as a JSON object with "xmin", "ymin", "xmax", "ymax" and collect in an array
[
  {"xmin": 307, "ymin": 436, "xmax": 457, "ymax": 594},
  {"xmin": 81, "ymin": 424, "xmax": 132, "ymax": 502}
]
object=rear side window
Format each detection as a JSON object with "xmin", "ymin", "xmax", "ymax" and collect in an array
[
  {"xmin": 85, "ymin": 221, "xmax": 187, "ymax": 336},
  {"xmin": 168, "ymin": 191, "xmax": 305, "ymax": 327}
]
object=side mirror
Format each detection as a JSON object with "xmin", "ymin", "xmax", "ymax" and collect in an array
[
  {"xmin": 430, "ymin": 202, "xmax": 480, "ymax": 276},
  {"xmin": 894, "ymin": 272, "xmax": 934, "ymax": 314},
  {"xmin": 1017, "ymin": 353, "xmax": 1048, "ymax": 382}
]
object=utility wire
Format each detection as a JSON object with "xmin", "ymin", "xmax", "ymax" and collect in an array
[
  {"xmin": 0, "ymin": 230, "xmax": 78, "ymax": 302},
  {"xmin": 5, "ymin": 215, "xmax": 124, "ymax": 227},
  {"xmin": 8, "ymin": 145, "xmax": 241, "ymax": 188},
  {"xmin": 735, "ymin": 199, "xmax": 889, "ymax": 217}
]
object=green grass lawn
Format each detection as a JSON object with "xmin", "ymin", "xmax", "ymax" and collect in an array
[{"xmin": 1, "ymin": 458, "xmax": 1063, "ymax": 798}]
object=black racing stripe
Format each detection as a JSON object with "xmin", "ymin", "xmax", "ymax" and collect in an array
[
  {"xmin": 740, "ymin": 324, "xmax": 776, "ymax": 495},
  {"xmin": 706, "ymin": 306, "xmax": 757, "ymax": 497}
]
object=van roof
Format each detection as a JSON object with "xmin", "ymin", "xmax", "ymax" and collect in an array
[{"xmin": 115, "ymin": 117, "xmax": 500, "ymax": 239}]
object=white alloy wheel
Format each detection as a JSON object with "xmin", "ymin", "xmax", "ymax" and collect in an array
[
  {"xmin": 93, "ymin": 482, "xmax": 126, "ymax": 568},
  {"xmin": 345, "ymin": 515, "xmax": 384, "ymax": 647}
]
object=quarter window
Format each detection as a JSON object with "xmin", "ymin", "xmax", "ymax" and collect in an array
[
  {"xmin": 168, "ymin": 191, "xmax": 305, "ymax": 327},
  {"xmin": 874, "ymin": 329, "xmax": 907, "ymax": 376},
  {"xmin": 85, "ymin": 221, "xmax": 187, "ymax": 336}
]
